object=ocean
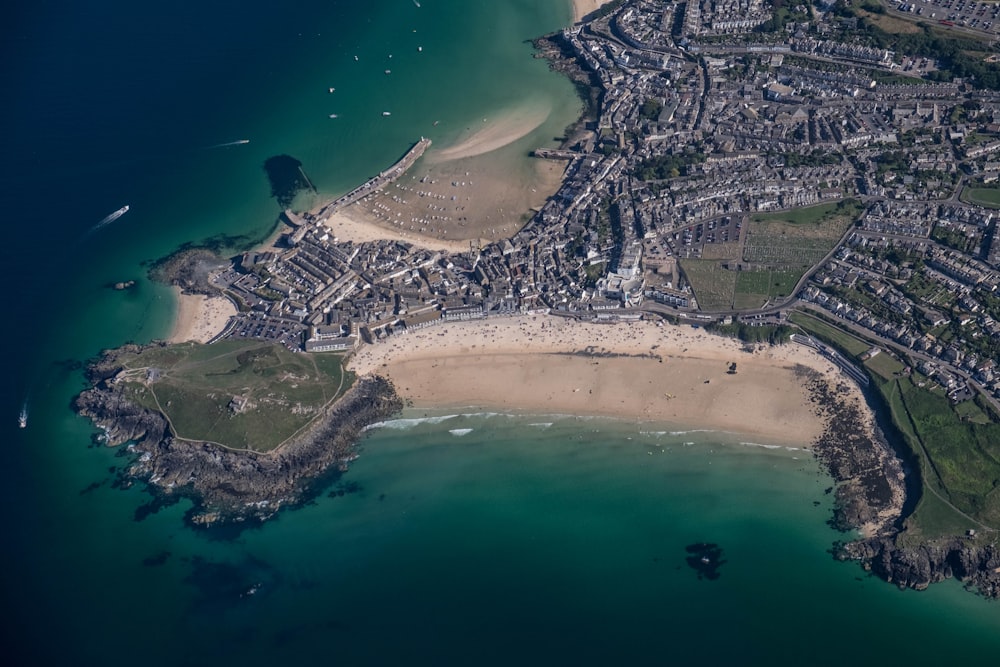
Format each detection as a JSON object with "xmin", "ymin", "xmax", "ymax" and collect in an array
[{"xmin": 3, "ymin": 1, "xmax": 1000, "ymax": 664}]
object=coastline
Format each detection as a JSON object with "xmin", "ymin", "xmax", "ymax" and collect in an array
[
  {"xmin": 349, "ymin": 315, "xmax": 867, "ymax": 449},
  {"xmin": 319, "ymin": 120, "xmax": 570, "ymax": 246},
  {"xmin": 168, "ymin": 287, "xmax": 237, "ymax": 344},
  {"xmin": 571, "ymin": 0, "xmax": 615, "ymax": 22}
]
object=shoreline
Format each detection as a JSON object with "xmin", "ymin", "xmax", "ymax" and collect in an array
[
  {"xmin": 168, "ymin": 287, "xmax": 237, "ymax": 344},
  {"xmin": 348, "ymin": 315, "xmax": 870, "ymax": 449},
  {"xmin": 571, "ymin": 0, "xmax": 615, "ymax": 22}
]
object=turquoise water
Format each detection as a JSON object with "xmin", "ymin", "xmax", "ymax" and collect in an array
[{"xmin": 4, "ymin": 1, "xmax": 1000, "ymax": 664}]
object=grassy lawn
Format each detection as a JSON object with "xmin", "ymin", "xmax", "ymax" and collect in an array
[
  {"xmin": 679, "ymin": 259, "xmax": 738, "ymax": 311},
  {"xmin": 732, "ymin": 269, "xmax": 800, "ymax": 309},
  {"xmin": 787, "ymin": 310, "xmax": 871, "ymax": 357},
  {"xmin": 114, "ymin": 340, "xmax": 353, "ymax": 452},
  {"xmin": 962, "ymin": 186, "xmax": 1000, "ymax": 209},
  {"xmin": 863, "ymin": 351, "xmax": 906, "ymax": 380},
  {"xmin": 954, "ymin": 399, "xmax": 995, "ymax": 425},
  {"xmin": 751, "ymin": 200, "xmax": 852, "ymax": 225}
]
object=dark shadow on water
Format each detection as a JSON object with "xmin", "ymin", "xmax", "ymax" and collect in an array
[
  {"xmin": 142, "ymin": 550, "xmax": 172, "ymax": 567},
  {"xmin": 264, "ymin": 154, "xmax": 315, "ymax": 209},
  {"xmin": 183, "ymin": 554, "xmax": 280, "ymax": 612}
]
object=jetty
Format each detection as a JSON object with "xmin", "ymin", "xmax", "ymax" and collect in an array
[{"xmin": 308, "ymin": 137, "xmax": 431, "ymax": 221}]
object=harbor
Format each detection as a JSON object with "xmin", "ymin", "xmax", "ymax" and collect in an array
[{"xmin": 307, "ymin": 137, "xmax": 432, "ymax": 221}]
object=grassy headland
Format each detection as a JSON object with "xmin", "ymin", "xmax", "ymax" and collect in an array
[{"xmin": 112, "ymin": 340, "xmax": 353, "ymax": 452}]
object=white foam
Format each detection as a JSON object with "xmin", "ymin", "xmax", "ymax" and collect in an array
[
  {"xmin": 449, "ymin": 428, "xmax": 474, "ymax": 437},
  {"xmin": 364, "ymin": 414, "xmax": 462, "ymax": 431}
]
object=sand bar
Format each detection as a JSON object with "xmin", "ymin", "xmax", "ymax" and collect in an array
[
  {"xmin": 430, "ymin": 104, "xmax": 551, "ymax": 163},
  {"xmin": 349, "ymin": 315, "xmax": 870, "ymax": 448},
  {"xmin": 169, "ymin": 288, "xmax": 237, "ymax": 344}
]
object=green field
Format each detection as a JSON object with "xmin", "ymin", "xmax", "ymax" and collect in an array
[
  {"xmin": 962, "ymin": 186, "xmax": 1000, "ymax": 209},
  {"xmin": 679, "ymin": 259, "xmax": 738, "ymax": 311},
  {"xmin": 884, "ymin": 376, "xmax": 1000, "ymax": 533},
  {"xmin": 863, "ymin": 350, "xmax": 906, "ymax": 381},
  {"xmin": 787, "ymin": 310, "xmax": 871, "ymax": 357},
  {"xmin": 789, "ymin": 309, "xmax": 1000, "ymax": 537},
  {"xmin": 744, "ymin": 200, "xmax": 859, "ymax": 268},
  {"xmin": 116, "ymin": 340, "xmax": 353, "ymax": 452},
  {"xmin": 733, "ymin": 269, "xmax": 802, "ymax": 309}
]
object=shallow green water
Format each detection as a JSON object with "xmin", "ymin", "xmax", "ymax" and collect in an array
[{"xmin": 4, "ymin": 1, "xmax": 1000, "ymax": 664}]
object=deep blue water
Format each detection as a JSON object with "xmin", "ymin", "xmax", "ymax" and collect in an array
[{"xmin": 3, "ymin": 2, "xmax": 1000, "ymax": 665}]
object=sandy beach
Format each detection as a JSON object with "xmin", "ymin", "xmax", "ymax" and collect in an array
[
  {"xmin": 430, "ymin": 103, "xmax": 551, "ymax": 162},
  {"xmin": 572, "ymin": 0, "xmax": 615, "ymax": 22},
  {"xmin": 168, "ymin": 288, "xmax": 237, "ymax": 344},
  {"xmin": 349, "ymin": 315, "xmax": 871, "ymax": 448},
  {"xmin": 322, "ymin": 135, "xmax": 568, "ymax": 246}
]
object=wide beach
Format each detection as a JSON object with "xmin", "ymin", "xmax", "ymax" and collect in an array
[{"xmin": 349, "ymin": 315, "xmax": 872, "ymax": 448}]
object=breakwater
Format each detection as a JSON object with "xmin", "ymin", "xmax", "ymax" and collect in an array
[{"xmin": 307, "ymin": 137, "xmax": 432, "ymax": 221}]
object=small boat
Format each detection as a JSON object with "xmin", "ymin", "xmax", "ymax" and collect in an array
[
  {"xmin": 328, "ymin": 87, "xmax": 335, "ymax": 93},
  {"xmin": 418, "ymin": 46, "xmax": 423, "ymax": 52},
  {"xmin": 414, "ymin": 0, "xmax": 421, "ymax": 7},
  {"xmin": 354, "ymin": 55, "xmax": 359, "ymax": 61},
  {"xmin": 433, "ymin": 120, "xmax": 439, "ymax": 126},
  {"xmin": 18, "ymin": 403, "xmax": 27, "ymax": 429},
  {"xmin": 385, "ymin": 69, "xmax": 391, "ymax": 75},
  {"xmin": 329, "ymin": 114, "xmax": 339, "ymax": 119},
  {"xmin": 382, "ymin": 111, "xmax": 392, "ymax": 117}
]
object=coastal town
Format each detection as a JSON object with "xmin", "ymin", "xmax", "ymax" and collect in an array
[
  {"xmin": 72, "ymin": 0, "xmax": 1000, "ymax": 596},
  {"xmin": 200, "ymin": 0, "xmax": 1000, "ymax": 416}
]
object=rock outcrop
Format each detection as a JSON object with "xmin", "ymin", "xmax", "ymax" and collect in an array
[
  {"xmin": 75, "ymin": 346, "xmax": 403, "ymax": 525},
  {"xmin": 838, "ymin": 536, "xmax": 1000, "ymax": 598}
]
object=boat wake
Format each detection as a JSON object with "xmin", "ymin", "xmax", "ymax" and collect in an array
[
  {"xmin": 88, "ymin": 205, "xmax": 130, "ymax": 234},
  {"xmin": 205, "ymin": 139, "xmax": 250, "ymax": 150}
]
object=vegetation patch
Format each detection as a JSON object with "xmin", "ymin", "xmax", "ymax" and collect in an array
[
  {"xmin": 863, "ymin": 350, "xmax": 906, "ymax": 380},
  {"xmin": 114, "ymin": 340, "xmax": 353, "ymax": 452},
  {"xmin": 787, "ymin": 310, "xmax": 871, "ymax": 357},
  {"xmin": 890, "ymin": 375, "xmax": 1000, "ymax": 529},
  {"xmin": 961, "ymin": 186, "xmax": 1000, "ymax": 209},
  {"xmin": 679, "ymin": 259, "xmax": 738, "ymax": 311},
  {"xmin": 744, "ymin": 200, "xmax": 859, "ymax": 269}
]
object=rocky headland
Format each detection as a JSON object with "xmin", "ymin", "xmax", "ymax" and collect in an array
[
  {"xmin": 798, "ymin": 365, "xmax": 1000, "ymax": 597},
  {"xmin": 74, "ymin": 344, "xmax": 403, "ymax": 526}
]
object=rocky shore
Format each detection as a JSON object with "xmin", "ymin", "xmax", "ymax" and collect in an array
[
  {"xmin": 533, "ymin": 31, "xmax": 603, "ymax": 147},
  {"xmin": 802, "ymin": 367, "xmax": 906, "ymax": 539},
  {"xmin": 799, "ymin": 365, "xmax": 1000, "ymax": 597},
  {"xmin": 74, "ymin": 344, "xmax": 403, "ymax": 526},
  {"xmin": 839, "ymin": 534, "xmax": 1000, "ymax": 597},
  {"xmin": 148, "ymin": 247, "xmax": 229, "ymax": 296}
]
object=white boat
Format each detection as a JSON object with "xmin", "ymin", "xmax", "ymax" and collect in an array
[
  {"xmin": 414, "ymin": 0, "xmax": 421, "ymax": 7},
  {"xmin": 382, "ymin": 111, "xmax": 391, "ymax": 117},
  {"xmin": 329, "ymin": 114, "xmax": 339, "ymax": 119},
  {"xmin": 385, "ymin": 69, "xmax": 391, "ymax": 75},
  {"xmin": 328, "ymin": 87, "xmax": 335, "ymax": 93},
  {"xmin": 18, "ymin": 403, "xmax": 27, "ymax": 429}
]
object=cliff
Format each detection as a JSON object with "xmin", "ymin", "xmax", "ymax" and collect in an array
[
  {"xmin": 838, "ymin": 536, "xmax": 1000, "ymax": 598},
  {"xmin": 74, "ymin": 346, "xmax": 403, "ymax": 525}
]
